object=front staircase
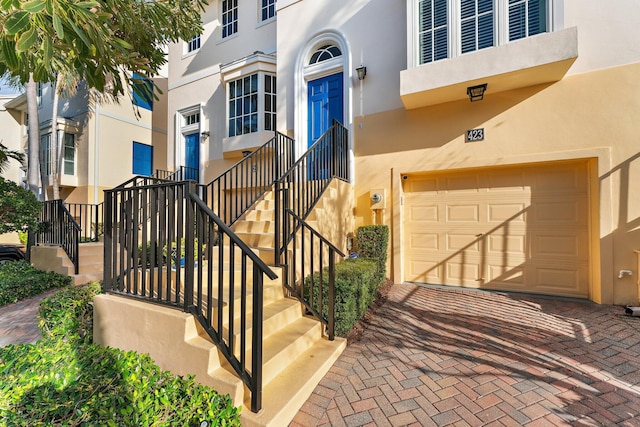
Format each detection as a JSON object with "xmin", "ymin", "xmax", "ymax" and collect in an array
[
  {"xmin": 35, "ymin": 122, "xmax": 352, "ymax": 426},
  {"xmin": 31, "ymin": 242, "xmax": 104, "ymax": 285}
]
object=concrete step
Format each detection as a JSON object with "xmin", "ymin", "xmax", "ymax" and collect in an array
[
  {"xmin": 240, "ymin": 337, "xmax": 346, "ymax": 427},
  {"xmin": 232, "ymin": 220, "xmax": 274, "ymax": 234}
]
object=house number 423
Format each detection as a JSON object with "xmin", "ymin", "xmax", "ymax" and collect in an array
[{"xmin": 466, "ymin": 128, "xmax": 484, "ymax": 142}]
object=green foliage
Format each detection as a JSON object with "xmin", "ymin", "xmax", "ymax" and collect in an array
[
  {"xmin": 38, "ymin": 282, "xmax": 101, "ymax": 344},
  {"xmin": 0, "ymin": 176, "xmax": 41, "ymax": 234},
  {"xmin": 305, "ymin": 258, "xmax": 380, "ymax": 336},
  {"xmin": 0, "ymin": 282, "xmax": 241, "ymax": 426},
  {"xmin": 0, "ymin": 142, "xmax": 25, "ymax": 173},
  {"xmin": 0, "ymin": 0, "xmax": 207, "ymax": 97},
  {"xmin": 356, "ymin": 225, "xmax": 389, "ymax": 281},
  {"xmin": 0, "ymin": 261, "xmax": 70, "ymax": 307}
]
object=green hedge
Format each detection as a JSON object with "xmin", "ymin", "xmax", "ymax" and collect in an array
[
  {"xmin": 305, "ymin": 258, "xmax": 379, "ymax": 336},
  {"xmin": 356, "ymin": 225, "xmax": 389, "ymax": 281},
  {"xmin": 0, "ymin": 261, "xmax": 71, "ymax": 307},
  {"xmin": 0, "ymin": 283, "xmax": 241, "ymax": 426}
]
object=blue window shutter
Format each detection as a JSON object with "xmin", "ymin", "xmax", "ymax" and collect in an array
[
  {"xmin": 132, "ymin": 73, "xmax": 153, "ymax": 111},
  {"xmin": 132, "ymin": 141, "xmax": 153, "ymax": 176}
]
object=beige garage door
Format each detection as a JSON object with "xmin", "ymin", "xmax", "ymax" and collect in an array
[{"xmin": 403, "ymin": 161, "xmax": 590, "ymax": 298}]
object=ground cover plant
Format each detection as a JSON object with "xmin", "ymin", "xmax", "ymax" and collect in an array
[
  {"xmin": 0, "ymin": 261, "xmax": 70, "ymax": 307},
  {"xmin": 0, "ymin": 283, "xmax": 241, "ymax": 426}
]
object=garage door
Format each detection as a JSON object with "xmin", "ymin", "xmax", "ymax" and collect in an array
[{"xmin": 403, "ymin": 161, "xmax": 590, "ymax": 298}]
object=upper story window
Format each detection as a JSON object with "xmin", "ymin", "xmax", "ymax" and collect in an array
[
  {"xmin": 222, "ymin": 0, "xmax": 238, "ymax": 38},
  {"xmin": 62, "ymin": 133, "xmax": 75, "ymax": 176},
  {"xmin": 415, "ymin": 0, "xmax": 549, "ymax": 65},
  {"xmin": 227, "ymin": 72, "xmax": 276, "ymax": 137},
  {"xmin": 41, "ymin": 132, "xmax": 75, "ymax": 176},
  {"xmin": 132, "ymin": 73, "xmax": 153, "ymax": 111},
  {"xmin": 260, "ymin": 0, "xmax": 276, "ymax": 21},
  {"xmin": 309, "ymin": 45, "xmax": 342, "ymax": 65},
  {"xmin": 186, "ymin": 34, "xmax": 201, "ymax": 53},
  {"xmin": 508, "ymin": 0, "xmax": 547, "ymax": 41}
]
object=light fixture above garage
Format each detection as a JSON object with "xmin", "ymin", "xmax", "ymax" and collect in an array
[
  {"xmin": 356, "ymin": 65, "xmax": 367, "ymax": 80},
  {"xmin": 467, "ymin": 83, "xmax": 487, "ymax": 102}
]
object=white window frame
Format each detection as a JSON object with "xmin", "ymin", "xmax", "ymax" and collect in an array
[
  {"xmin": 185, "ymin": 34, "xmax": 201, "ymax": 55},
  {"xmin": 259, "ymin": 0, "xmax": 276, "ymax": 23},
  {"xmin": 408, "ymin": 0, "xmax": 558, "ymax": 68},
  {"xmin": 62, "ymin": 132, "xmax": 75, "ymax": 176},
  {"xmin": 226, "ymin": 72, "xmax": 276, "ymax": 137},
  {"xmin": 222, "ymin": 0, "xmax": 238, "ymax": 39}
]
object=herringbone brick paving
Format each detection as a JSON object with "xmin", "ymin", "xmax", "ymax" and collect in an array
[{"xmin": 291, "ymin": 283, "xmax": 640, "ymax": 426}]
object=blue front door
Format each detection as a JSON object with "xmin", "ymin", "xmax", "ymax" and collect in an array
[
  {"xmin": 308, "ymin": 73, "xmax": 343, "ymax": 179},
  {"xmin": 184, "ymin": 133, "xmax": 200, "ymax": 181},
  {"xmin": 308, "ymin": 73, "xmax": 344, "ymax": 148}
]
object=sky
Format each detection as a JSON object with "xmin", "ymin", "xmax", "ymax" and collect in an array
[{"xmin": 0, "ymin": 75, "xmax": 23, "ymax": 96}]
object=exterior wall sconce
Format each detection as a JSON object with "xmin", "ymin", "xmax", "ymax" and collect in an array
[
  {"xmin": 201, "ymin": 131, "xmax": 210, "ymax": 140},
  {"xmin": 467, "ymin": 83, "xmax": 487, "ymax": 102},
  {"xmin": 356, "ymin": 65, "xmax": 367, "ymax": 80}
]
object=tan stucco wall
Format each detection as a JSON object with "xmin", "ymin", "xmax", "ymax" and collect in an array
[{"xmin": 352, "ymin": 62, "xmax": 640, "ymax": 305}]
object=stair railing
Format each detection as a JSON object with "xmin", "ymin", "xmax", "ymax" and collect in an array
[
  {"xmin": 199, "ymin": 132, "xmax": 295, "ymax": 226},
  {"xmin": 274, "ymin": 120, "xmax": 349, "ymax": 261},
  {"xmin": 103, "ymin": 180, "xmax": 276, "ymax": 413},
  {"xmin": 281, "ymin": 209, "xmax": 344, "ymax": 340},
  {"xmin": 273, "ymin": 120, "xmax": 349, "ymax": 338},
  {"xmin": 155, "ymin": 166, "xmax": 199, "ymax": 182},
  {"xmin": 35, "ymin": 200, "xmax": 81, "ymax": 274},
  {"xmin": 64, "ymin": 202, "xmax": 104, "ymax": 242}
]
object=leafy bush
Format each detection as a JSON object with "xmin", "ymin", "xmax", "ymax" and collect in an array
[
  {"xmin": 0, "ymin": 283, "xmax": 241, "ymax": 426},
  {"xmin": 305, "ymin": 258, "xmax": 379, "ymax": 336},
  {"xmin": 0, "ymin": 261, "xmax": 71, "ymax": 307},
  {"xmin": 356, "ymin": 225, "xmax": 389, "ymax": 281},
  {"xmin": 0, "ymin": 176, "xmax": 42, "ymax": 235},
  {"xmin": 38, "ymin": 282, "xmax": 102, "ymax": 344}
]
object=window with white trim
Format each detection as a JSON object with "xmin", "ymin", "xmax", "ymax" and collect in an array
[
  {"xmin": 260, "ymin": 0, "xmax": 276, "ymax": 21},
  {"xmin": 264, "ymin": 75, "xmax": 276, "ymax": 131},
  {"xmin": 62, "ymin": 133, "xmax": 75, "ymax": 175},
  {"xmin": 415, "ymin": 0, "xmax": 549, "ymax": 65},
  {"xmin": 186, "ymin": 34, "xmax": 201, "ymax": 53},
  {"xmin": 227, "ymin": 72, "xmax": 276, "ymax": 137},
  {"xmin": 41, "ymin": 131, "xmax": 75, "ymax": 176},
  {"xmin": 222, "ymin": 0, "xmax": 238, "ymax": 38},
  {"xmin": 184, "ymin": 111, "xmax": 200, "ymax": 126}
]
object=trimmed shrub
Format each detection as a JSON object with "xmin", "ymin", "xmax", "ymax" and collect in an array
[
  {"xmin": 356, "ymin": 225, "xmax": 389, "ymax": 281},
  {"xmin": 0, "ymin": 261, "xmax": 71, "ymax": 307},
  {"xmin": 0, "ymin": 283, "xmax": 241, "ymax": 426},
  {"xmin": 305, "ymin": 258, "xmax": 379, "ymax": 336}
]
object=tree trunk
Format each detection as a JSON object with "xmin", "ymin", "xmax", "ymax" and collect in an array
[
  {"xmin": 51, "ymin": 74, "xmax": 62, "ymax": 200},
  {"xmin": 25, "ymin": 74, "xmax": 41, "ymax": 199}
]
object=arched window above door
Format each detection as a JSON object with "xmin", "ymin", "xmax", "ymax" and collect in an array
[{"xmin": 309, "ymin": 45, "xmax": 342, "ymax": 65}]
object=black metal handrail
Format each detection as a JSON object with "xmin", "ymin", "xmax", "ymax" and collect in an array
[
  {"xmin": 64, "ymin": 202, "xmax": 104, "ymax": 242},
  {"xmin": 155, "ymin": 166, "xmax": 199, "ymax": 182},
  {"xmin": 36, "ymin": 200, "xmax": 81, "ymax": 274},
  {"xmin": 199, "ymin": 132, "xmax": 295, "ymax": 226},
  {"xmin": 281, "ymin": 209, "xmax": 344, "ymax": 340},
  {"xmin": 102, "ymin": 180, "xmax": 276, "ymax": 413},
  {"xmin": 274, "ymin": 121, "xmax": 349, "ymax": 262}
]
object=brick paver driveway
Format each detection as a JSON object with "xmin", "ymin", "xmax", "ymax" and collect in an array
[{"xmin": 292, "ymin": 283, "xmax": 640, "ymax": 426}]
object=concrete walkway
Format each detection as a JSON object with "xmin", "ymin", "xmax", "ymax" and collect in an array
[{"xmin": 291, "ymin": 283, "xmax": 640, "ymax": 426}]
